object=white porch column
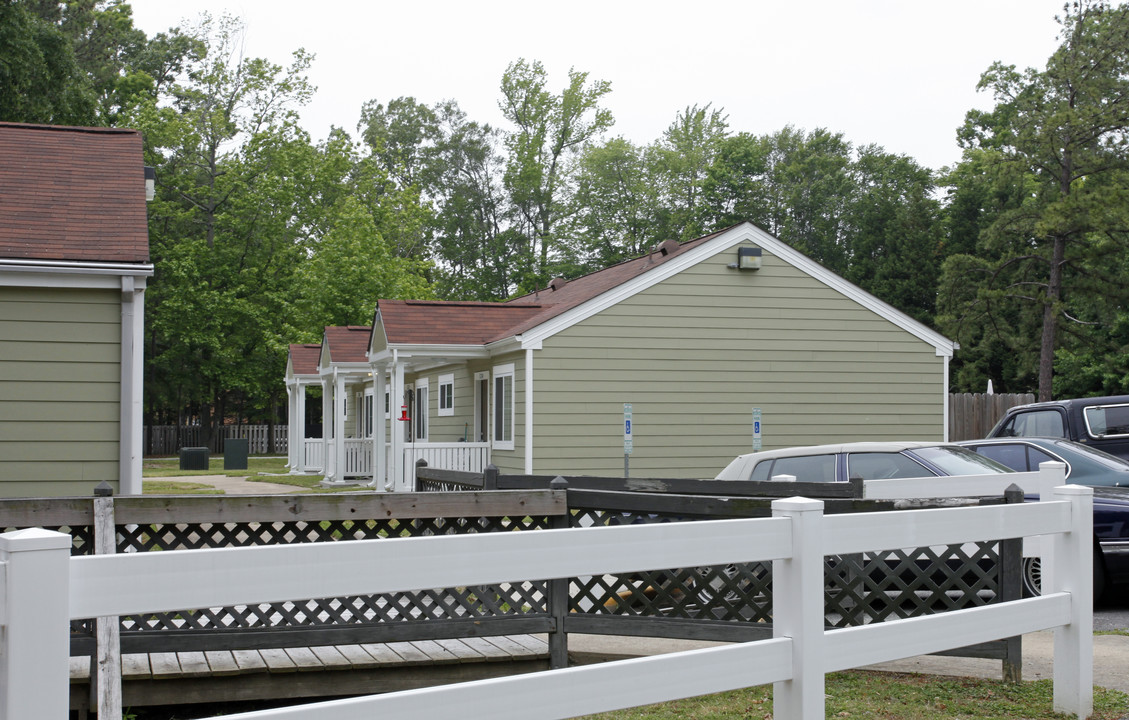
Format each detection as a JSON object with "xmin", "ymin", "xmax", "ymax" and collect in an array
[
  {"xmin": 285, "ymin": 382, "xmax": 296, "ymax": 470},
  {"xmin": 332, "ymin": 368, "xmax": 347, "ymax": 484},
  {"xmin": 295, "ymin": 380, "xmax": 307, "ymax": 473},
  {"xmin": 321, "ymin": 373, "xmax": 333, "ymax": 481},
  {"xmin": 525, "ymin": 347, "xmax": 534, "ymax": 475},
  {"xmin": 390, "ymin": 352, "xmax": 406, "ymax": 491},
  {"xmin": 118, "ymin": 276, "xmax": 144, "ymax": 495},
  {"xmin": 371, "ymin": 365, "xmax": 386, "ymax": 490}
]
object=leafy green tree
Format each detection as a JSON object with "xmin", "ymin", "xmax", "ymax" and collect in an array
[
  {"xmin": 499, "ymin": 58, "xmax": 613, "ymax": 292},
  {"xmin": 569, "ymin": 137, "xmax": 661, "ymax": 272},
  {"xmin": 941, "ymin": 0, "xmax": 1129, "ymax": 399},
  {"xmin": 0, "ymin": 1, "xmax": 96, "ymax": 124},
  {"xmin": 650, "ymin": 104, "xmax": 730, "ymax": 240}
]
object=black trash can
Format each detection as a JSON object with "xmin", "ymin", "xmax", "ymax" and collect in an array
[
  {"xmin": 179, "ymin": 447, "xmax": 210, "ymax": 471},
  {"xmin": 224, "ymin": 438, "xmax": 249, "ymax": 470}
]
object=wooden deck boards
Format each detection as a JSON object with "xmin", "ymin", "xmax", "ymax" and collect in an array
[{"xmin": 69, "ymin": 633, "xmax": 549, "ymax": 684}]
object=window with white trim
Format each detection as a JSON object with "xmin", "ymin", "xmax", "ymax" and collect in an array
[
  {"xmin": 438, "ymin": 374, "xmax": 454, "ymax": 417},
  {"xmin": 414, "ymin": 378, "xmax": 429, "ymax": 441},
  {"xmin": 493, "ymin": 363, "xmax": 514, "ymax": 451},
  {"xmin": 474, "ymin": 371, "xmax": 489, "ymax": 443}
]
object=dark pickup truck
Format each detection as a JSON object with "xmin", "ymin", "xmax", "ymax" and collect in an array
[{"xmin": 987, "ymin": 395, "xmax": 1129, "ymax": 460}]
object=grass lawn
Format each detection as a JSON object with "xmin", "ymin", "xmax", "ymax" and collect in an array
[
  {"xmin": 582, "ymin": 671, "xmax": 1129, "ymax": 719},
  {"xmin": 141, "ymin": 480, "xmax": 224, "ymax": 495},
  {"xmin": 142, "ymin": 455, "xmax": 291, "ymax": 478}
]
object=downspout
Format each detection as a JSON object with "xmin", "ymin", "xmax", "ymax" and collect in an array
[
  {"xmin": 118, "ymin": 276, "xmax": 143, "ymax": 495},
  {"xmin": 525, "ymin": 347, "xmax": 534, "ymax": 475},
  {"xmin": 942, "ymin": 352, "xmax": 951, "ymax": 442}
]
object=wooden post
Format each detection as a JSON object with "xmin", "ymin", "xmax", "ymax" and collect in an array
[
  {"xmin": 1051, "ymin": 485, "xmax": 1093, "ymax": 718},
  {"xmin": 999, "ymin": 484, "xmax": 1024, "ymax": 683},
  {"xmin": 415, "ymin": 458, "xmax": 428, "ymax": 492},
  {"xmin": 772, "ymin": 497, "xmax": 825, "ymax": 720},
  {"xmin": 547, "ymin": 476, "xmax": 569, "ymax": 669},
  {"xmin": 0, "ymin": 528, "xmax": 72, "ymax": 720},
  {"xmin": 483, "ymin": 464, "xmax": 500, "ymax": 491},
  {"xmin": 92, "ymin": 483, "xmax": 122, "ymax": 719}
]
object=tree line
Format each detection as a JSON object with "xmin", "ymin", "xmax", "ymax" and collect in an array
[{"xmin": 3, "ymin": 0, "xmax": 1129, "ymax": 441}]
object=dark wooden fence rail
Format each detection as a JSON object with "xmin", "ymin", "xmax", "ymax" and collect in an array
[{"xmin": 0, "ymin": 473, "xmax": 1023, "ymax": 681}]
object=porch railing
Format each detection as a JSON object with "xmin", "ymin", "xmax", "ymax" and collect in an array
[{"xmin": 309, "ymin": 439, "xmax": 490, "ymax": 482}]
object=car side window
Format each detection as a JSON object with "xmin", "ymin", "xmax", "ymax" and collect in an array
[
  {"xmin": 973, "ymin": 444, "xmax": 1028, "ymax": 471},
  {"xmin": 749, "ymin": 459, "xmax": 773, "ymax": 482},
  {"xmin": 1084, "ymin": 404, "xmax": 1129, "ymax": 438},
  {"xmin": 847, "ymin": 452, "xmax": 931, "ymax": 480},
  {"xmin": 770, "ymin": 454, "xmax": 836, "ymax": 482},
  {"xmin": 1001, "ymin": 410, "xmax": 1066, "ymax": 438}
]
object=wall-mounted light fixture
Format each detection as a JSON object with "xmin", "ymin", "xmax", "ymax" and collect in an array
[{"xmin": 736, "ymin": 246, "xmax": 762, "ymax": 271}]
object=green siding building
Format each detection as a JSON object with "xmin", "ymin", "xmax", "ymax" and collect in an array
[
  {"xmin": 0, "ymin": 123, "xmax": 153, "ymax": 496},
  {"xmin": 300, "ymin": 223, "xmax": 955, "ymax": 487}
]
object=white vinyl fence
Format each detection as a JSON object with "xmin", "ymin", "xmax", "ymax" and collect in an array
[{"xmin": 0, "ymin": 470, "xmax": 1093, "ymax": 720}]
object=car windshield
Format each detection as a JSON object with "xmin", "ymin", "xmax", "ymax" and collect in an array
[{"xmin": 911, "ymin": 445, "xmax": 1012, "ymax": 475}]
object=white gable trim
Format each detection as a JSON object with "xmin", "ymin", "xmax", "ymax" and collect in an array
[{"xmin": 518, "ymin": 222, "xmax": 956, "ymax": 357}]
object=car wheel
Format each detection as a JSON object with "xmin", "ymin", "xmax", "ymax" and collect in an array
[
  {"xmin": 1022, "ymin": 557, "xmax": 1042, "ymax": 597},
  {"xmin": 1020, "ymin": 548, "xmax": 1106, "ymax": 600}
]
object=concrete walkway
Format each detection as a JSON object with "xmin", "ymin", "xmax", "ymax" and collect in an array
[{"xmin": 151, "ymin": 474, "xmax": 301, "ymax": 495}]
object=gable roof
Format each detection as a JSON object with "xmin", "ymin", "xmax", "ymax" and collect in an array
[
  {"xmin": 288, "ymin": 343, "xmax": 321, "ymax": 376},
  {"xmin": 377, "ymin": 300, "xmax": 545, "ymax": 345},
  {"xmin": 372, "ymin": 223, "xmax": 956, "ymax": 357},
  {"xmin": 0, "ymin": 122, "xmax": 150, "ymax": 264},
  {"xmin": 321, "ymin": 326, "xmax": 371, "ymax": 366}
]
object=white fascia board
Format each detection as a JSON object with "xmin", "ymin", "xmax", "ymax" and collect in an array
[
  {"xmin": 1, "ymin": 265, "xmax": 153, "ymax": 289},
  {"xmin": 517, "ymin": 223, "xmax": 956, "ymax": 357}
]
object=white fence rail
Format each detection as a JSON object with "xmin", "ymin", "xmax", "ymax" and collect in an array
[{"xmin": 0, "ymin": 479, "xmax": 1093, "ymax": 719}]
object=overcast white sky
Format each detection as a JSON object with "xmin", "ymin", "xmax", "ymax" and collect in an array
[{"xmin": 128, "ymin": 1, "xmax": 1068, "ymax": 171}]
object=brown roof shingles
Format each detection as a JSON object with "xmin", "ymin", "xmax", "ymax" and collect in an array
[
  {"xmin": 323, "ymin": 326, "xmax": 371, "ymax": 364},
  {"xmin": 0, "ymin": 122, "xmax": 150, "ymax": 264},
  {"xmin": 288, "ymin": 343, "xmax": 321, "ymax": 376},
  {"xmin": 375, "ymin": 229, "xmax": 728, "ymax": 348}
]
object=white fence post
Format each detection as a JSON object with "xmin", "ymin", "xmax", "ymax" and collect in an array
[
  {"xmin": 772, "ymin": 497, "xmax": 824, "ymax": 720},
  {"xmin": 0, "ymin": 528, "xmax": 72, "ymax": 720},
  {"xmin": 1049, "ymin": 484, "xmax": 1093, "ymax": 718}
]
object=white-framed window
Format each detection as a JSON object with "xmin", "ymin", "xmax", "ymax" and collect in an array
[
  {"xmin": 414, "ymin": 378, "xmax": 429, "ymax": 441},
  {"xmin": 438, "ymin": 374, "xmax": 454, "ymax": 417},
  {"xmin": 474, "ymin": 371, "xmax": 489, "ymax": 443},
  {"xmin": 384, "ymin": 388, "xmax": 390, "ymax": 420},
  {"xmin": 363, "ymin": 389, "xmax": 373, "ymax": 438},
  {"xmin": 492, "ymin": 363, "xmax": 514, "ymax": 451}
]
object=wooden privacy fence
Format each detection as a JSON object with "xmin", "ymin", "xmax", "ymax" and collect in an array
[
  {"xmin": 0, "ymin": 478, "xmax": 1093, "ymax": 720},
  {"xmin": 949, "ymin": 392, "xmax": 1035, "ymax": 441},
  {"xmin": 145, "ymin": 425, "xmax": 288, "ymax": 455}
]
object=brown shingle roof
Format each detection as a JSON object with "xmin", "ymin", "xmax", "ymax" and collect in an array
[
  {"xmin": 374, "ymin": 231, "xmax": 727, "ymax": 347},
  {"xmin": 323, "ymin": 326, "xmax": 371, "ymax": 364},
  {"xmin": 288, "ymin": 343, "xmax": 321, "ymax": 375},
  {"xmin": 378, "ymin": 300, "xmax": 545, "ymax": 345},
  {"xmin": 0, "ymin": 122, "xmax": 150, "ymax": 264}
]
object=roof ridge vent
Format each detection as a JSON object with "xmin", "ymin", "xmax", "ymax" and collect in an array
[
  {"xmin": 658, "ymin": 238, "xmax": 681, "ymax": 256},
  {"xmin": 548, "ymin": 277, "xmax": 568, "ymax": 291}
]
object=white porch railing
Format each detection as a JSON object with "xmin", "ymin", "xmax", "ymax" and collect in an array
[
  {"xmin": 302, "ymin": 438, "xmax": 324, "ymax": 473},
  {"xmin": 0, "ymin": 479, "xmax": 1093, "ymax": 720},
  {"xmin": 313, "ymin": 440, "xmax": 489, "ymax": 482}
]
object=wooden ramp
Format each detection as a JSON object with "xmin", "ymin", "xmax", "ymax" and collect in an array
[{"xmin": 68, "ymin": 635, "xmax": 550, "ymax": 712}]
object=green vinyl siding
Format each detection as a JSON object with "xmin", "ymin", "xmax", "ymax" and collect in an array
[
  {"xmin": 409, "ymin": 365, "xmax": 477, "ymax": 443},
  {"xmin": 531, "ymin": 246, "xmax": 944, "ymax": 479},
  {"xmin": 0, "ymin": 286, "xmax": 121, "ymax": 494}
]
